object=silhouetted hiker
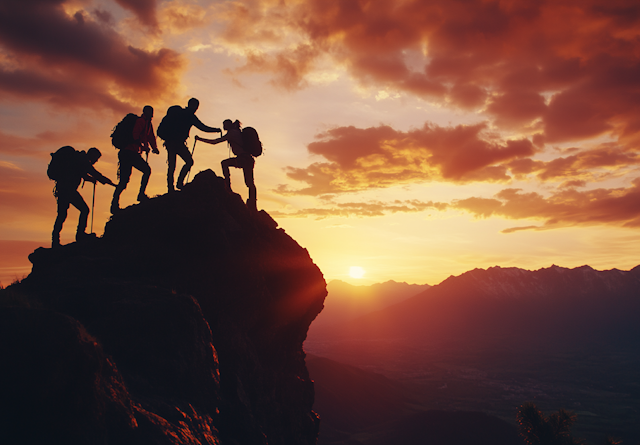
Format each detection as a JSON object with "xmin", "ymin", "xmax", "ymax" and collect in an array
[
  {"xmin": 195, "ymin": 119, "xmax": 258, "ymax": 212},
  {"xmin": 110, "ymin": 105, "xmax": 160, "ymax": 213},
  {"xmin": 157, "ymin": 98, "xmax": 220, "ymax": 192},
  {"xmin": 48, "ymin": 147, "xmax": 115, "ymax": 248}
]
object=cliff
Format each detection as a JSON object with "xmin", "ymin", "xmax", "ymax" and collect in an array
[{"xmin": 0, "ymin": 169, "xmax": 327, "ymax": 445}]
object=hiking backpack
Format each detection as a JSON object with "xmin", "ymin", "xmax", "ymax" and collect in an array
[
  {"xmin": 242, "ymin": 127, "xmax": 262, "ymax": 157},
  {"xmin": 47, "ymin": 146, "xmax": 77, "ymax": 181},
  {"xmin": 111, "ymin": 113, "xmax": 139, "ymax": 149},
  {"xmin": 157, "ymin": 105, "xmax": 187, "ymax": 141}
]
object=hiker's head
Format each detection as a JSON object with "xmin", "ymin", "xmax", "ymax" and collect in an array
[
  {"xmin": 142, "ymin": 105, "xmax": 154, "ymax": 120},
  {"xmin": 187, "ymin": 98, "xmax": 199, "ymax": 113},
  {"xmin": 87, "ymin": 147, "xmax": 101, "ymax": 165},
  {"xmin": 223, "ymin": 119, "xmax": 241, "ymax": 131}
]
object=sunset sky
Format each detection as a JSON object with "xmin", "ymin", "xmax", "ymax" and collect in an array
[{"xmin": 1, "ymin": 0, "xmax": 639, "ymax": 286}]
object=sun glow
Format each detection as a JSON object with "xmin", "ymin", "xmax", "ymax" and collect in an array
[{"xmin": 349, "ymin": 266, "xmax": 366, "ymax": 279}]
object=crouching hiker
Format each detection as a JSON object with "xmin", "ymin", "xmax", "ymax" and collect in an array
[
  {"xmin": 47, "ymin": 146, "xmax": 115, "ymax": 247},
  {"xmin": 110, "ymin": 105, "xmax": 160, "ymax": 214},
  {"xmin": 195, "ymin": 119, "xmax": 258, "ymax": 212}
]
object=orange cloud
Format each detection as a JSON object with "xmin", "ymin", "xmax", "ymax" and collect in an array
[
  {"xmin": 0, "ymin": 0, "xmax": 184, "ymax": 111},
  {"xmin": 220, "ymin": 0, "xmax": 640, "ymax": 146},
  {"xmin": 230, "ymin": 45, "xmax": 320, "ymax": 91},
  {"xmin": 114, "ymin": 0, "xmax": 159, "ymax": 30},
  {"xmin": 277, "ymin": 122, "xmax": 534, "ymax": 196},
  {"xmin": 454, "ymin": 179, "xmax": 640, "ymax": 229},
  {"xmin": 536, "ymin": 146, "xmax": 639, "ymax": 181},
  {"xmin": 0, "ymin": 121, "xmax": 114, "ymax": 159},
  {"xmin": 0, "ymin": 164, "xmax": 53, "ymax": 225},
  {"xmin": 271, "ymin": 199, "xmax": 448, "ymax": 219}
]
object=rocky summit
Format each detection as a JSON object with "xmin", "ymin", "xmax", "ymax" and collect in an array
[{"xmin": 0, "ymin": 169, "xmax": 327, "ymax": 445}]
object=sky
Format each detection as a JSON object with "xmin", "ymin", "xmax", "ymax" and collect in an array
[{"xmin": 1, "ymin": 0, "xmax": 639, "ymax": 286}]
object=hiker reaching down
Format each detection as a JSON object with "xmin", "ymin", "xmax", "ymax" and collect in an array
[
  {"xmin": 195, "ymin": 119, "xmax": 257, "ymax": 212},
  {"xmin": 111, "ymin": 105, "xmax": 159, "ymax": 214},
  {"xmin": 49, "ymin": 147, "xmax": 115, "ymax": 248},
  {"xmin": 157, "ymin": 98, "xmax": 221, "ymax": 192}
]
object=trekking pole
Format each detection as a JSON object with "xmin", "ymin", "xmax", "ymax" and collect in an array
[
  {"xmin": 185, "ymin": 139, "xmax": 197, "ymax": 183},
  {"xmin": 90, "ymin": 181, "xmax": 96, "ymax": 234}
]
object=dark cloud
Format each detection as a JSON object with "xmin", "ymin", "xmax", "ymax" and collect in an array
[
  {"xmin": 277, "ymin": 122, "xmax": 534, "ymax": 195},
  {"xmin": 114, "ymin": 0, "xmax": 159, "ymax": 29},
  {"xmin": 221, "ymin": 0, "xmax": 640, "ymax": 146},
  {"xmin": 0, "ymin": 0, "xmax": 183, "ymax": 111}
]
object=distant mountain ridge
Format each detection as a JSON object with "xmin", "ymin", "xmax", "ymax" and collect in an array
[
  {"xmin": 435, "ymin": 264, "xmax": 640, "ymax": 301},
  {"xmin": 309, "ymin": 264, "xmax": 640, "ymax": 351},
  {"xmin": 304, "ymin": 264, "xmax": 640, "ymax": 444},
  {"xmin": 309, "ymin": 280, "xmax": 430, "ymax": 332}
]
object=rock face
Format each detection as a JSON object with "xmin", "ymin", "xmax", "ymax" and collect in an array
[{"xmin": 0, "ymin": 170, "xmax": 326, "ymax": 445}]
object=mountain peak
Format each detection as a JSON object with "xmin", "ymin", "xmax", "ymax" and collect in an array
[{"xmin": 2, "ymin": 169, "xmax": 326, "ymax": 445}]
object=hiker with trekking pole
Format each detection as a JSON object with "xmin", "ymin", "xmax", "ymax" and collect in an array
[
  {"xmin": 47, "ymin": 147, "xmax": 115, "ymax": 248},
  {"xmin": 185, "ymin": 138, "xmax": 198, "ymax": 184},
  {"xmin": 156, "ymin": 98, "xmax": 221, "ymax": 193},
  {"xmin": 195, "ymin": 119, "xmax": 262, "ymax": 212},
  {"xmin": 109, "ymin": 105, "xmax": 160, "ymax": 214}
]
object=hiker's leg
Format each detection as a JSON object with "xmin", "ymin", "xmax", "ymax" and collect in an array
[
  {"xmin": 221, "ymin": 158, "xmax": 232, "ymax": 179},
  {"xmin": 167, "ymin": 143, "xmax": 177, "ymax": 192},
  {"xmin": 176, "ymin": 143, "xmax": 193, "ymax": 189},
  {"xmin": 52, "ymin": 192, "xmax": 71, "ymax": 246},
  {"xmin": 131, "ymin": 152, "xmax": 151, "ymax": 199},
  {"xmin": 242, "ymin": 158, "xmax": 257, "ymax": 211},
  {"xmin": 112, "ymin": 150, "xmax": 133, "ymax": 211},
  {"xmin": 69, "ymin": 190, "xmax": 89, "ymax": 236},
  {"xmin": 221, "ymin": 157, "xmax": 241, "ymax": 190}
]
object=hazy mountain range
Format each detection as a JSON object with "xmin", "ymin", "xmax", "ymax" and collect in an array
[
  {"xmin": 305, "ymin": 264, "xmax": 640, "ymax": 444},
  {"xmin": 308, "ymin": 264, "xmax": 640, "ymax": 352},
  {"xmin": 309, "ymin": 280, "xmax": 430, "ymax": 331}
]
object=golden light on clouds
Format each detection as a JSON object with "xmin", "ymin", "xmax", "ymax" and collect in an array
[{"xmin": 1, "ymin": 0, "xmax": 640, "ymax": 285}]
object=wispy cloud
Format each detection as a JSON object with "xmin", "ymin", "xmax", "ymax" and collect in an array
[
  {"xmin": 454, "ymin": 179, "xmax": 640, "ymax": 229},
  {"xmin": 276, "ymin": 122, "xmax": 535, "ymax": 195},
  {"xmin": 271, "ymin": 199, "xmax": 448, "ymax": 219}
]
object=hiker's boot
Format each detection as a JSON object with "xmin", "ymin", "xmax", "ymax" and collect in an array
[
  {"xmin": 176, "ymin": 182, "xmax": 184, "ymax": 190},
  {"xmin": 77, "ymin": 232, "xmax": 97, "ymax": 243},
  {"xmin": 223, "ymin": 177, "xmax": 232, "ymax": 192},
  {"xmin": 52, "ymin": 234, "xmax": 61, "ymax": 249},
  {"xmin": 246, "ymin": 198, "xmax": 257, "ymax": 213},
  {"xmin": 137, "ymin": 192, "xmax": 150, "ymax": 202}
]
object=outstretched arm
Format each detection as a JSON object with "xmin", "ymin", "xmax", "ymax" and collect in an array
[
  {"xmin": 193, "ymin": 115, "xmax": 221, "ymax": 133},
  {"xmin": 195, "ymin": 134, "xmax": 227, "ymax": 145},
  {"xmin": 85, "ymin": 166, "xmax": 115, "ymax": 186}
]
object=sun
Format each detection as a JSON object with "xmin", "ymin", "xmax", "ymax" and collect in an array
[{"xmin": 349, "ymin": 266, "xmax": 366, "ymax": 279}]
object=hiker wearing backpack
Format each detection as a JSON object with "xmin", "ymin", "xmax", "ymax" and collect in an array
[
  {"xmin": 157, "ymin": 98, "xmax": 221, "ymax": 192},
  {"xmin": 195, "ymin": 119, "xmax": 258, "ymax": 212},
  {"xmin": 49, "ymin": 147, "xmax": 115, "ymax": 248},
  {"xmin": 110, "ymin": 105, "xmax": 160, "ymax": 213}
]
